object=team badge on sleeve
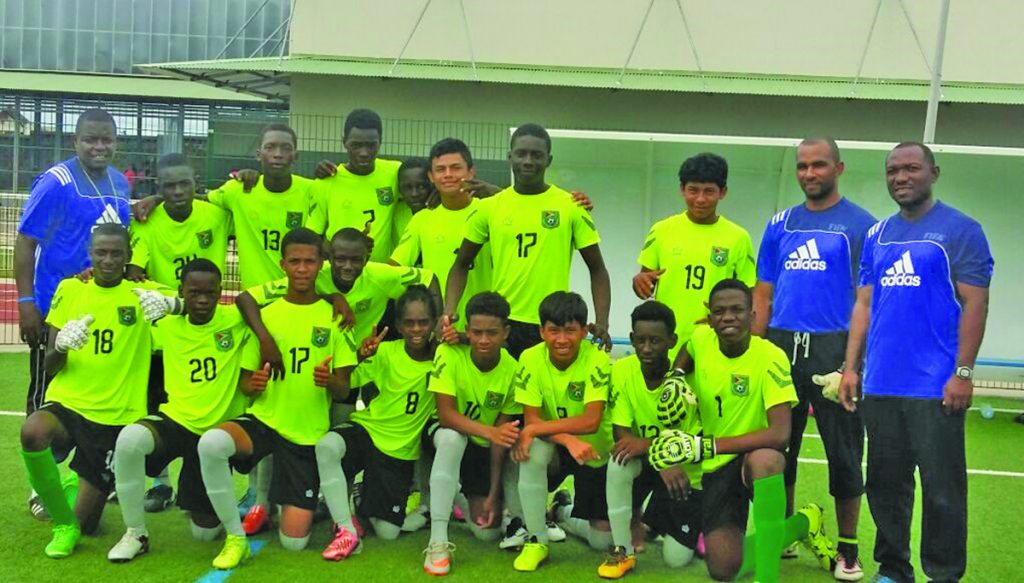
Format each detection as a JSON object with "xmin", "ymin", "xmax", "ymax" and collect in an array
[
  {"xmin": 485, "ymin": 390, "xmax": 503, "ymax": 409},
  {"xmin": 376, "ymin": 187, "xmax": 395, "ymax": 205},
  {"xmin": 118, "ymin": 306, "xmax": 137, "ymax": 326},
  {"xmin": 711, "ymin": 246, "xmax": 730, "ymax": 266},
  {"xmin": 567, "ymin": 381, "xmax": 585, "ymax": 402},
  {"xmin": 731, "ymin": 374, "xmax": 750, "ymax": 397},
  {"xmin": 285, "ymin": 211, "xmax": 303, "ymax": 230},
  {"xmin": 541, "ymin": 210, "xmax": 560, "ymax": 229},
  {"xmin": 312, "ymin": 327, "xmax": 330, "ymax": 347},
  {"xmin": 196, "ymin": 230, "xmax": 213, "ymax": 249},
  {"xmin": 214, "ymin": 330, "xmax": 234, "ymax": 351}
]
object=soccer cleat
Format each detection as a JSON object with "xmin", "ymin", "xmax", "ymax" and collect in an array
[
  {"xmin": 242, "ymin": 504, "xmax": 270, "ymax": 535},
  {"xmin": 423, "ymin": 541, "xmax": 456, "ymax": 575},
  {"xmin": 834, "ymin": 554, "xmax": 865, "ymax": 581},
  {"xmin": 798, "ymin": 503, "xmax": 837, "ymax": 571},
  {"xmin": 597, "ymin": 545, "xmax": 637, "ymax": 579},
  {"xmin": 402, "ymin": 506, "xmax": 429, "ymax": 532},
  {"xmin": 108, "ymin": 528, "xmax": 150, "ymax": 563},
  {"xmin": 781, "ymin": 541, "xmax": 800, "ymax": 559},
  {"xmin": 44, "ymin": 523, "xmax": 81, "ymax": 559},
  {"xmin": 452, "ymin": 503, "xmax": 465, "ymax": 522},
  {"xmin": 237, "ymin": 487, "xmax": 257, "ymax": 518},
  {"xmin": 406, "ymin": 490, "xmax": 422, "ymax": 515},
  {"xmin": 322, "ymin": 525, "xmax": 361, "ymax": 561},
  {"xmin": 546, "ymin": 520, "xmax": 567, "ymax": 543},
  {"xmin": 143, "ymin": 484, "xmax": 174, "ymax": 513},
  {"xmin": 499, "ymin": 517, "xmax": 528, "ymax": 550},
  {"xmin": 548, "ymin": 489, "xmax": 572, "ymax": 521},
  {"xmin": 868, "ymin": 575, "xmax": 898, "ymax": 583},
  {"xmin": 29, "ymin": 492, "xmax": 50, "ymax": 521},
  {"xmin": 212, "ymin": 534, "xmax": 251, "ymax": 570},
  {"xmin": 513, "ymin": 537, "xmax": 549, "ymax": 572}
]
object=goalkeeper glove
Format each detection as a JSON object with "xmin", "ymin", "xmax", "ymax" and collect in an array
[
  {"xmin": 811, "ymin": 366, "xmax": 843, "ymax": 403},
  {"xmin": 54, "ymin": 314, "xmax": 94, "ymax": 353},
  {"xmin": 132, "ymin": 288, "xmax": 183, "ymax": 322},
  {"xmin": 648, "ymin": 428, "xmax": 715, "ymax": 470},
  {"xmin": 656, "ymin": 369, "xmax": 699, "ymax": 427}
]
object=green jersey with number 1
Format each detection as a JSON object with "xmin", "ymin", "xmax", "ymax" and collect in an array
[{"xmin": 129, "ymin": 200, "xmax": 232, "ymax": 287}]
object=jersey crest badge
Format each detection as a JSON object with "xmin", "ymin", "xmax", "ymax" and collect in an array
[
  {"xmin": 312, "ymin": 327, "xmax": 330, "ymax": 347},
  {"xmin": 485, "ymin": 390, "xmax": 503, "ymax": 409},
  {"xmin": 196, "ymin": 229, "xmax": 213, "ymax": 249},
  {"xmin": 541, "ymin": 210, "xmax": 560, "ymax": 229},
  {"xmin": 285, "ymin": 211, "xmax": 303, "ymax": 230},
  {"xmin": 567, "ymin": 381, "xmax": 585, "ymax": 401},
  {"xmin": 711, "ymin": 246, "xmax": 730, "ymax": 266},
  {"xmin": 376, "ymin": 187, "xmax": 395, "ymax": 205},
  {"xmin": 731, "ymin": 374, "xmax": 750, "ymax": 397},
  {"xmin": 354, "ymin": 299, "xmax": 371, "ymax": 313},
  {"xmin": 215, "ymin": 330, "xmax": 234, "ymax": 351},
  {"xmin": 118, "ymin": 306, "xmax": 137, "ymax": 326}
]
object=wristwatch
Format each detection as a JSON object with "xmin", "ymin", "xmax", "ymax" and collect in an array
[{"xmin": 955, "ymin": 366, "xmax": 973, "ymax": 381}]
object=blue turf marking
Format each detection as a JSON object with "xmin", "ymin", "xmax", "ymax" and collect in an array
[{"xmin": 195, "ymin": 539, "xmax": 267, "ymax": 583}]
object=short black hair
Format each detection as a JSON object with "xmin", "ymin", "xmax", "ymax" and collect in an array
[
  {"xmin": 259, "ymin": 123, "xmax": 298, "ymax": 148},
  {"xmin": 181, "ymin": 258, "xmax": 222, "ymax": 282},
  {"xmin": 799, "ymin": 137, "xmax": 841, "ymax": 162},
  {"xmin": 331, "ymin": 227, "xmax": 372, "ymax": 251},
  {"xmin": 538, "ymin": 291, "xmax": 588, "ymax": 328},
  {"xmin": 75, "ymin": 108, "xmax": 116, "ymax": 134},
  {"xmin": 156, "ymin": 153, "xmax": 191, "ymax": 174},
  {"xmin": 708, "ymin": 278, "xmax": 753, "ymax": 309},
  {"xmin": 510, "ymin": 123, "xmax": 551, "ymax": 153},
  {"xmin": 430, "ymin": 137, "xmax": 475, "ymax": 168},
  {"xmin": 281, "ymin": 227, "xmax": 324, "ymax": 259},
  {"xmin": 678, "ymin": 152, "xmax": 728, "ymax": 188},
  {"xmin": 630, "ymin": 301, "xmax": 675, "ymax": 335},
  {"xmin": 91, "ymin": 222, "xmax": 130, "ymax": 249},
  {"xmin": 396, "ymin": 284, "xmax": 438, "ymax": 324},
  {"xmin": 398, "ymin": 157, "xmax": 430, "ymax": 177},
  {"xmin": 343, "ymin": 108, "xmax": 383, "ymax": 140},
  {"xmin": 466, "ymin": 292, "xmax": 510, "ymax": 325},
  {"xmin": 890, "ymin": 141, "xmax": 936, "ymax": 167}
]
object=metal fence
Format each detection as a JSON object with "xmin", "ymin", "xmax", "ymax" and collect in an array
[{"xmin": 0, "ymin": 93, "xmax": 514, "ymax": 344}]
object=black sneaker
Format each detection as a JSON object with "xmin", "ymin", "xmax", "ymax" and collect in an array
[{"xmin": 143, "ymin": 484, "xmax": 174, "ymax": 513}]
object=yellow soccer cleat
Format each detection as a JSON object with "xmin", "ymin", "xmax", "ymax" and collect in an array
[
  {"xmin": 212, "ymin": 533, "xmax": 251, "ymax": 570},
  {"xmin": 513, "ymin": 537, "xmax": 549, "ymax": 572},
  {"xmin": 798, "ymin": 503, "xmax": 837, "ymax": 571},
  {"xmin": 597, "ymin": 545, "xmax": 637, "ymax": 579}
]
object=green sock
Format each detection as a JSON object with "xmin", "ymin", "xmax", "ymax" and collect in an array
[
  {"xmin": 742, "ymin": 474, "xmax": 786, "ymax": 583},
  {"xmin": 21, "ymin": 448, "xmax": 77, "ymax": 526},
  {"xmin": 738, "ymin": 510, "xmax": 810, "ymax": 579}
]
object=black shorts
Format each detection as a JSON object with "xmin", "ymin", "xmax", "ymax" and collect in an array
[
  {"xmin": 644, "ymin": 484, "xmax": 703, "ymax": 549},
  {"xmin": 335, "ymin": 422, "xmax": 414, "ymax": 527},
  {"xmin": 549, "ymin": 446, "xmax": 609, "ymax": 521},
  {"xmin": 423, "ymin": 420, "xmax": 512, "ymax": 499},
  {"xmin": 40, "ymin": 401, "xmax": 121, "ymax": 493},
  {"xmin": 701, "ymin": 456, "xmax": 751, "ymax": 534},
  {"xmin": 766, "ymin": 328, "xmax": 864, "ymax": 499},
  {"xmin": 147, "ymin": 355, "xmax": 167, "ymax": 416},
  {"xmin": 632, "ymin": 460, "xmax": 660, "ymax": 509},
  {"xmin": 506, "ymin": 320, "xmax": 541, "ymax": 359},
  {"xmin": 230, "ymin": 416, "xmax": 320, "ymax": 511},
  {"xmin": 136, "ymin": 414, "xmax": 212, "ymax": 515}
]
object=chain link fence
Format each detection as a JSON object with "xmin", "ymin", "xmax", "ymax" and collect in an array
[{"xmin": 0, "ymin": 93, "xmax": 513, "ymax": 345}]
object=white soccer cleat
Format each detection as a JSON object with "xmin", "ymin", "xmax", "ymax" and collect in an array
[
  {"xmin": 499, "ymin": 517, "xmax": 529, "ymax": 550},
  {"xmin": 108, "ymin": 528, "xmax": 150, "ymax": 563},
  {"xmin": 423, "ymin": 541, "xmax": 456, "ymax": 575},
  {"xmin": 546, "ymin": 520, "xmax": 567, "ymax": 543}
]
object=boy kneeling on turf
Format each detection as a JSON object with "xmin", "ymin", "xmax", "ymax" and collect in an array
[
  {"xmin": 511, "ymin": 291, "xmax": 613, "ymax": 572},
  {"xmin": 653, "ymin": 279, "xmax": 835, "ymax": 583},
  {"xmin": 422, "ymin": 291, "xmax": 524, "ymax": 575},
  {"xmin": 20, "ymin": 224, "xmax": 179, "ymax": 559},
  {"xmin": 600, "ymin": 300, "xmax": 703, "ymax": 579},
  {"xmin": 108, "ymin": 259, "xmax": 252, "ymax": 562},
  {"xmin": 197, "ymin": 228, "xmax": 357, "ymax": 569}
]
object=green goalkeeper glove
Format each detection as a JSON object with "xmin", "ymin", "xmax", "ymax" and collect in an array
[{"xmin": 648, "ymin": 429, "xmax": 715, "ymax": 470}]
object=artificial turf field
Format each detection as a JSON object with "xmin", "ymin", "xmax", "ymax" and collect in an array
[{"xmin": 0, "ymin": 352, "xmax": 1020, "ymax": 583}]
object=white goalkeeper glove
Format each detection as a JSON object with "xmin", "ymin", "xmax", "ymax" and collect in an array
[
  {"xmin": 54, "ymin": 315, "xmax": 94, "ymax": 353},
  {"xmin": 648, "ymin": 428, "xmax": 715, "ymax": 470},
  {"xmin": 132, "ymin": 288, "xmax": 182, "ymax": 322},
  {"xmin": 811, "ymin": 368, "xmax": 843, "ymax": 403}
]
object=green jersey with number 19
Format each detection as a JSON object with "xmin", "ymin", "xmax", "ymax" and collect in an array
[
  {"xmin": 129, "ymin": 200, "xmax": 232, "ymax": 287},
  {"xmin": 686, "ymin": 325, "xmax": 797, "ymax": 474},
  {"xmin": 515, "ymin": 341, "xmax": 613, "ymax": 468},
  {"xmin": 152, "ymin": 305, "xmax": 252, "ymax": 434},
  {"xmin": 609, "ymin": 355, "xmax": 702, "ymax": 487},
  {"xmin": 463, "ymin": 185, "xmax": 599, "ymax": 324},
  {"xmin": 428, "ymin": 344, "xmax": 522, "ymax": 448},
  {"xmin": 206, "ymin": 175, "xmax": 316, "ymax": 289},
  {"xmin": 241, "ymin": 298, "xmax": 358, "ymax": 445},
  {"xmin": 45, "ymin": 278, "xmax": 159, "ymax": 425},
  {"xmin": 351, "ymin": 340, "xmax": 436, "ymax": 461}
]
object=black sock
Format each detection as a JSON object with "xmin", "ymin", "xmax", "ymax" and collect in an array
[{"xmin": 837, "ymin": 536, "xmax": 858, "ymax": 563}]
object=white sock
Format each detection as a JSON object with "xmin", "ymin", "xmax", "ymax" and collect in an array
[
  {"xmin": 518, "ymin": 439, "xmax": 554, "ymax": 543},
  {"xmin": 315, "ymin": 431, "xmax": 354, "ymax": 532},
  {"xmin": 428, "ymin": 428, "xmax": 467, "ymax": 544},
  {"xmin": 114, "ymin": 423, "xmax": 156, "ymax": 535},
  {"xmin": 197, "ymin": 429, "xmax": 244, "ymax": 537},
  {"xmin": 279, "ymin": 531, "xmax": 310, "ymax": 551},
  {"xmin": 606, "ymin": 458, "xmax": 641, "ymax": 554},
  {"xmin": 190, "ymin": 522, "xmax": 224, "ymax": 541}
]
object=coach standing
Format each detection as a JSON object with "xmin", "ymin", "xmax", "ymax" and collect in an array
[
  {"xmin": 840, "ymin": 142, "xmax": 992, "ymax": 583},
  {"xmin": 15, "ymin": 108, "xmax": 131, "ymax": 414}
]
